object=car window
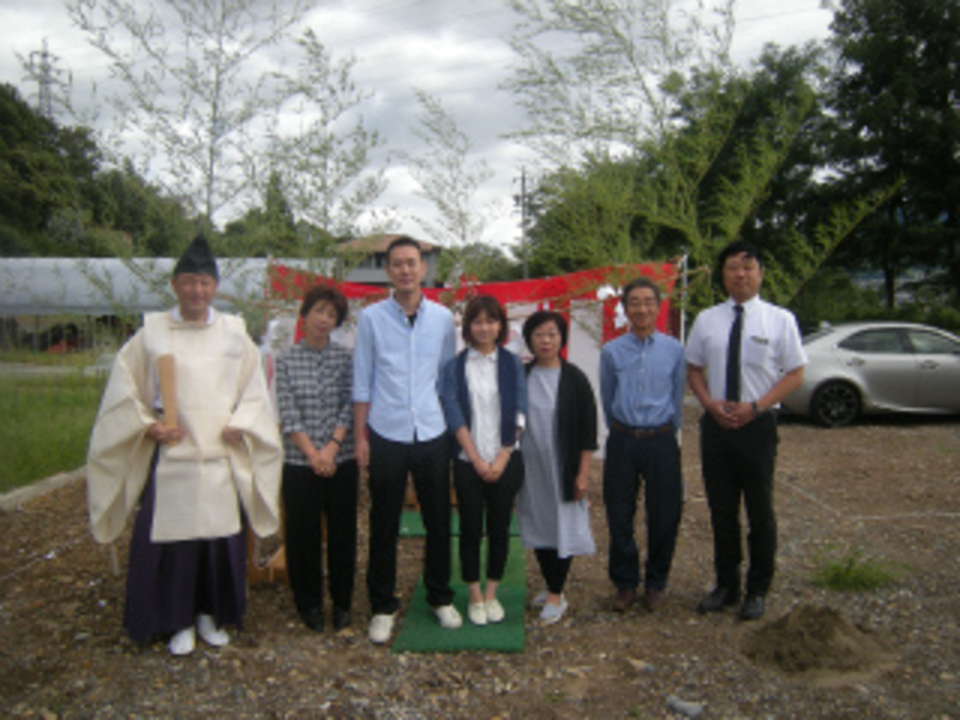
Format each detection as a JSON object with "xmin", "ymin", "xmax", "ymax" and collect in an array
[
  {"xmin": 906, "ymin": 330, "xmax": 960, "ymax": 355},
  {"xmin": 803, "ymin": 328, "xmax": 835, "ymax": 344},
  {"xmin": 838, "ymin": 329, "xmax": 905, "ymax": 354}
]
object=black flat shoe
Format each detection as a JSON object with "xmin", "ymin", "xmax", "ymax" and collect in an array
[
  {"xmin": 696, "ymin": 587, "xmax": 740, "ymax": 614},
  {"xmin": 299, "ymin": 607, "xmax": 325, "ymax": 632},
  {"xmin": 739, "ymin": 594, "xmax": 766, "ymax": 621},
  {"xmin": 332, "ymin": 607, "xmax": 351, "ymax": 631}
]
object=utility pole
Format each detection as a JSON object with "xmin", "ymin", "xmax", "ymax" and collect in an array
[{"xmin": 513, "ymin": 167, "xmax": 532, "ymax": 279}]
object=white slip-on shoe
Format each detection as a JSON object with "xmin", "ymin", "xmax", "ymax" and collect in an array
[
  {"xmin": 468, "ymin": 602, "xmax": 488, "ymax": 626},
  {"xmin": 368, "ymin": 613, "xmax": 396, "ymax": 644},
  {"xmin": 169, "ymin": 626, "xmax": 196, "ymax": 656},
  {"xmin": 196, "ymin": 614, "xmax": 230, "ymax": 647},
  {"xmin": 432, "ymin": 604, "xmax": 463, "ymax": 629},
  {"xmin": 539, "ymin": 596, "xmax": 568, "ymax": 625},
  {"xmin": 484, "ymin": 599, "xmax": 505, "ymax": 624}
]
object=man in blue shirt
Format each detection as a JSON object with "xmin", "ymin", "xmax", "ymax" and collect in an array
[
  {"xmin": 600, "ymin": 277, "xmax": 685, "ymax": 613},
  {"xmin": 353, "ymin": 236, "xmax": 462, "ymax": 644}
]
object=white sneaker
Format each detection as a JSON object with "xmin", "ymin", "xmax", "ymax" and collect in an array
[
  {"xmin": 532, "ymin": 590, "xmax": 548, "ymax": 607},
  {"xmin": 467, "ymin": 602, "xmax": 488, "ymax": 626},
  {"xmin": 168, "ymin": 626, "xmax": 196, "ymax": 656},
  {"xmin": 433, "ymin": 604, "xmax": 463, "ymax": 629},
  {"xmin": 368, "ymin": 613, "xmax": 396, "ymax": 644},
  {"xmin": 484, "ymin": 598, "xmax": 505, "ymax": 624},
  {"xmin": 540, "ymin": 596, "xmax": 568, "ymax": 625},
  {"xmin": 196, "ymin": 614, "xmax": 230, "ymax": 647}
]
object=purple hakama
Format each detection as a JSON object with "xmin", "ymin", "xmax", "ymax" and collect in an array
[{"xmin": 123, "ymin": 459, "xmax": 247, "ymax": 643}]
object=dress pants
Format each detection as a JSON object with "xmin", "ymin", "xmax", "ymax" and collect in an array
[
  {"xmin": 603, "ymin": 428, "xmax": 683, "ymax": 592},
  {"xmin": 700, "ymin": 412, "xmax": 779, "ymax": 596},
  {"xmin": 367, "ymin": 429, "xmax": 453, "ymax": 614},
  {"xmin": 452, "ymin": 452, "xmax": 523, "ymax": 583},
  {"xmin": 281, "ymin": 460, "xmax": 358, "ymax": 615}
]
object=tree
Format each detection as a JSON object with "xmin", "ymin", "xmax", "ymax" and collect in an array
[
  {"xmin": 221, "ymin": 171, "xmax": 302, "ymax": 257},
  {"xmin": 267, "ymin": 30, "xmax": 387, "ymax": 240},
  {"xmin": 85, "ymin": 160, "xmax": 193, "ymax": 256},
  {"xmin": 505, "ymin": 0, "xmax": 735, "ymax": 167},
  {"xmin": 525, "ymin": 157, "xmax": 643, "ymax": 274},
  {"xmin": 399, "ymin": 90, "xmax": 504, "ymax": 282},
  {"xmin": 828, "ymin": 0, "xmax": 960, "ymax": 308},
  {"xmin": 437, "ymin": 242, "xmax": 525, "ymax": 284},
  {"xmin": 522, "ymin": 43, "xmax": 896, "ymax": 308},
  {"xmin": 67, "ymin": 0, "xmax": 384, "ymax": 235},
  {"xmin": 0, "ymin": 83, "xmax": 102, "ymax": 255}
]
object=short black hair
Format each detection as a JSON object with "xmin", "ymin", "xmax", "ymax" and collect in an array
[
  {"xmin": 621, "ymin": 277, "xmax": 661, "ymax": 308},
  {"xmin": 523, "ymin": 310, "xmax": 568, "ymax": 351},
  {"xmin": 385, "ymin": 235, "xmax": 423, "ymax": 262},
  {"xmin": 299, "ymin": 283, "xmax": 349, "ymax": 327},
  {"xmin": 717, "ymin": 240, "xmax": 762, "ymax": 274},
  {"xmin": 462, "ymin": 294, "xmax": 508, "ymax": 346}
]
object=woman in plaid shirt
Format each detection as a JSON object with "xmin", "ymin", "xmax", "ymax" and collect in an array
[{"xmin": 276, "ymin": 284, "xmax": 356, "ymax": 632}]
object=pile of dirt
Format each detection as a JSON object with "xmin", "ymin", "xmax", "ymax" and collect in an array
[{"xmin": 742, "ymin": 604, "xmax": 897, "ymax": 677}]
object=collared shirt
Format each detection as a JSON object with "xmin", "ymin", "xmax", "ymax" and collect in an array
[
  {"xmin": 685, "ymin": 295, "xmax": 807, "ymax": 404},
  {"xmin": 276, "ymin": 340, "xmax": 354, "ymax": 465},
  {"xmin": 600, "ymin": 330, "xmax": 686, "ymax": 430},
  {"xmin": 464, "ymin": 347, "xmax": 502, "ymax": 463},
  {"xmin": 352, "ymin": 293, "xmax": 456, "ymax": 443}
]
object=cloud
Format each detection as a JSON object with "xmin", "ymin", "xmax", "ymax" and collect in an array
[{"xmin": 1, "ymin": 0, "xmax": 834, "ymax": 251}]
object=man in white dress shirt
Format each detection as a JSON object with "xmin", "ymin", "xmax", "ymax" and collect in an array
[{"xmin": 685, "ymin": 240, "xmax": 806, "ymax": 621}]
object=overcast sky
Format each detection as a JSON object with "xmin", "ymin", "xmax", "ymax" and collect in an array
[{"xmin": 0, "ymin": 0, "xmax": 834, "ymax": 253}]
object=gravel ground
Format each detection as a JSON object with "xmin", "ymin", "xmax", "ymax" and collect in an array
[{"xmin": 2, "ymin": 407, "xmax": 959, "ymax": 719}]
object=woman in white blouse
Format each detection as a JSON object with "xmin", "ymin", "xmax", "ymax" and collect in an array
[{"xmin": 440, "ymin": 295, "xmax": 527, "ymax": 625}]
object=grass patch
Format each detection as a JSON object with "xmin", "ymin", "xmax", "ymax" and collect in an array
[
  {"xmin": 811, "ymin": 549, "xmax": 900, "ymax": 592},
  {"xmin": 0, "ymin": 349, "xmax": 103, "ymax": 368},
  {"xmin": 0, "ymin": 374, "xmax": 105, "ymax": 494}
]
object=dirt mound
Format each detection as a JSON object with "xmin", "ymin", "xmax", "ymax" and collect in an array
[{"xmin": 742, "ymin": 604, "xmax": 896, "ymax": 677}]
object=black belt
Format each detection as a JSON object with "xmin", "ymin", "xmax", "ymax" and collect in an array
[{"xmin": 611, "ymin": 420, "xmax": 674, "ymax": 439}]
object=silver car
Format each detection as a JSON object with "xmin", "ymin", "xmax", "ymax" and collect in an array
[{"xmin": 782, "ymin": 321, "xmax": 960, "ymax": 427}]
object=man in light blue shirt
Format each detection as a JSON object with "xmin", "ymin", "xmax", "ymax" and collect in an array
[
  {"xmin": 353, "ymin": 236, "xmax": 461, "ymax": 644},
  {"xmin": 600, "ymin": 277, "xmax": 685, "ymax": 614}
]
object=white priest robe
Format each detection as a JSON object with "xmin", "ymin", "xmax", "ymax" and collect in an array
[{"xmin": 86, "ymin": 309, "xmax": 282, "ymax": 544}]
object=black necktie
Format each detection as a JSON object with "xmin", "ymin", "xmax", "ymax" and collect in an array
[{"xmin": 725, "ymin": 305, "xmax": 743, "ymax": 402}]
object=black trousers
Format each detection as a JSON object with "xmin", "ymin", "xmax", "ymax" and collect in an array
[
  {"xmin": 452, "ymin": 452, "xmax": 523, "ymax": 584},
  {"xmin": 367, "ymin": 429, "xmax": 453, "ymax": 614},
  {"xmin": 534, "ymin": 548, "xmax": 573, "ymax": 595},
  {"xmin": 603, "ymin": 428, "xmax": 683, "ymax": 592},
  {"xmin": 700, "ymin": 412, "xmax": 779, "ymax": 596},
  {"xmin": 281, "ymin": 460, "xmax": 358, "ymax": 614}
]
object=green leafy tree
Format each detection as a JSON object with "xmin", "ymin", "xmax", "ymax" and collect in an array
[
  {"xmin": 87, "ymin": 160, "xmax": 193, "ymax": 256},
  {"xmin": 221, "ymin": 171, "xmax": 302, "ymax": 257},
  {"xmin": 507, "ymin": 1, "xmax": 897, "ymax": 310},
  {"xmin": 437, "ymin": 242, "xmax": 525, "ymax": 284},
  {"xmin": 828, "ymin": 0, "xmax": 960, "ymax": 308},
  {"xmin": 519, "ymin": 34, "xmax": 895, "ymax": 309},
  {"xmin": 0, "ymin": 83, "xmax": 102, "ymax": 255},
  {"xmin": 526, "ymin": 157, "xmax": 643, "ymax": 274}
]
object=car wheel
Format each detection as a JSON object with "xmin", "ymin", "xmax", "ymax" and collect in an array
[{"xmin": 811, "ymin": 381, "xmax": 861, "ymax": 427}]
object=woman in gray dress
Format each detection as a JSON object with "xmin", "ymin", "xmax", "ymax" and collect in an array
[{"xmin": 516, "ymin": 310, "xmax": 598, "ymax": 625}]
